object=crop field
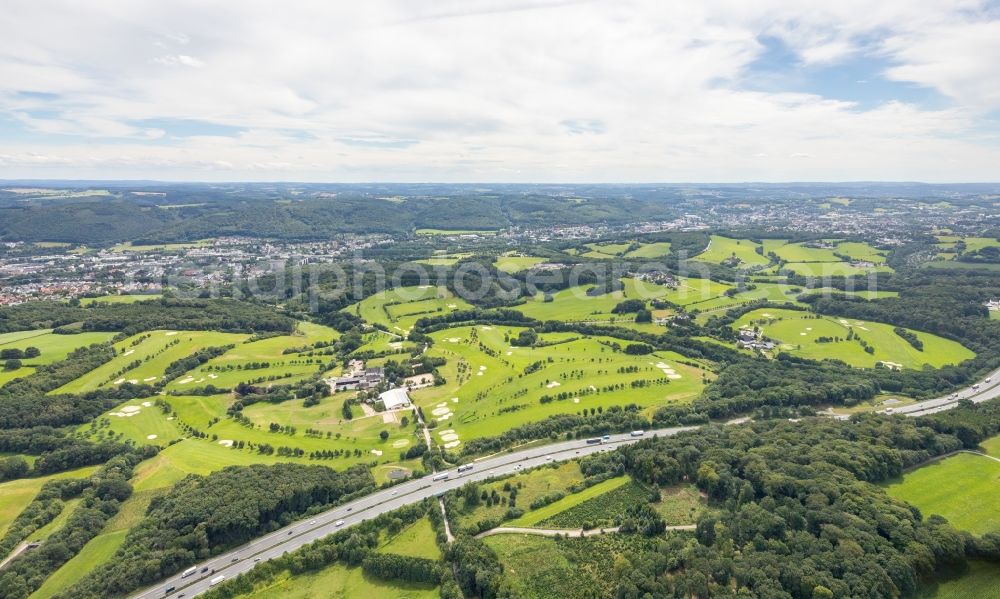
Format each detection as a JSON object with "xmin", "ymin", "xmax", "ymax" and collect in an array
[
  {"xmin": 413, "ymin": 325, "xmax": 707, "ymax": 445},
  {"xmin": 494, "ymin": 255, "xmax": 547, "ymax": 272},
  {"xmin": 415, "ymin": 252, "xmax": 472, "ymax": 266},
  {"xmin": 508, "ymin": 475, "xmax": 632, "ymax": 527},
  {"xmin": 79, "ymin": 294, "xmax": 162, "ymax": 305},
  {"xmin": 732, "ymin": 308, "xmax": 975, "ymax": 369},
  {"xmin": 884, "ymin": 452, "xmax": 1000, "ymax": 535},
  {"xmin": 452, "ymin": 462, "xmax": 585, "ymax": 534},
  {"xmin": 762, "ymin": 240, "xmax": 889, "ymax": 264},
  {"xmin": 0, "ymin": 465, "xmax": 100, "ymax": 538},
  {"xmin": 349, "ymin": 285, "xmax": 472, "ymax": 335},
  {"xmin": 53, "ymin": 330, "xmax": 250, "ymax": 394},
  {"xmin": 164, "ymin": 321, "xmax": 337, "ymax": 390},
  {"xmin": 692, "ymin": 235, "xmax": 769, "ymax": 267}
]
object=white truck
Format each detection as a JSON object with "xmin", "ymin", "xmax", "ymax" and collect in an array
[
  {"xmin": 630, "ymin": 430, "xmax": 645, "ymax": 437},
  {"xmin": 210, "ymin": 575, "xmax": 226, "ymax": 586},
  {"xmin": 432, "ymin": 472, "xmax": 450, "ymax": 481},
  {"xmin": 181, "ymin": 567, "xmax": 197, "ymax": 578}
]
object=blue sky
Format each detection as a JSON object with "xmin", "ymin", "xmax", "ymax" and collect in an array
[{"xmin": 0, "ymin": 1, "xmax": 998, "ymax": 181}]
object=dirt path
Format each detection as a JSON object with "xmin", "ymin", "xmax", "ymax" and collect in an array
[
  {"xmin": 475, "ymin": 524, "xmax": 695, "ymax": 539},
  {"xmin": 0, "ymin": 541, "xmax": 38, "ymax": 570}
]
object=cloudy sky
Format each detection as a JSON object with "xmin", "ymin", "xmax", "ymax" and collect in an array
[{"xmin": 1, "ymin": 0, "xmax": 999, "ymax": 182}]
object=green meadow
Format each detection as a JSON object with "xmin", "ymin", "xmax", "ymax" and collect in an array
[
  {"xmin": 884, "ymin": 452, "xmax": 1000, "ymax": 535},
  {"xmin": 507, "ymin": 475, "xmax": 631, "ymax": 527},
  {"xmin": 0, "ymin": 465, "xmax": 100, "ymax": 538},
  {"xmin": 412, "ymin": 325, "xmax": 707, "ymax": 445},
  {"xmin": 349, "ymin": 286, "xmax": 473, "ymax": 335},
  {"xmin": 165, "ymin": 321, "xmax": 337, "ymax": 390},
  {"xmin": 79, "ymin": 294, "xmax": 162, "ymax": 305},
  {"xmin": 494, "ymin": 255, "xmax": 547, "ymax": 273},
  {"xmin": 732, "ymin": 308, "xmax": 975, "ymax": 369},
  {"xmin": 53, "ymin": 329, "xmax": 249, "ymax": 394},
  {"xmin": 692, "ymin": 236, "xmax": 770, "ymax": 268},
  {"xmin": 0, "ymin": 329, "xmax": 117, "ymax": 367}
]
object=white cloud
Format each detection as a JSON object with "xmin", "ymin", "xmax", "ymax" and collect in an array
[{"xmin": 0, "ymin": 0, "xmax": 996, "ymax": 181}]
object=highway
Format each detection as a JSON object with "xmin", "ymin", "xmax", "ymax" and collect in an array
[
  {"xmin": 130, "ymin": 368, "xmax": 1000, "ymax": 598},
  {"xmin": 884, "ymin": 366, "xmax": 1000, "ymax": 417},
  {"xmin": 130, "ymin": 426, "xmax": 696, "ymax": 599}
]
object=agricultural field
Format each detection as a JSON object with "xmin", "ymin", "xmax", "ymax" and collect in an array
[
  {"xmin": 883, "ymin": 452, "xmax": 1000, "ymax": 535},
  {"xmin": 53, "ymin": 330, "xmax": 250, "ymax": 394},
  {"xmin": 413, "ymin": 325, "xmax": 708, "ymax": 445},
  {"xmin": 164, "ymin": 321, "xmax": 338, "ymax": 390},
  {"xmin": 79, "ymin": 294, "xmax": 162, "ymax": 305},
  {"xmin": 758, "ymin": 239, "xmax": 894, "ymax": 277},
  {"xmin": 691, "ymin": 236, "xmax": 769, "ymax": 268},
  {"xmin": 493, "ymin": 255, "xmax": 547, "ymax": 273},
  {"xmin": 732, "ymin": 308, "xmax": 975, "ymax": 369},
  {"xmin": 348, "ymin": 285, "xmax": 473, "ymax": 335}
]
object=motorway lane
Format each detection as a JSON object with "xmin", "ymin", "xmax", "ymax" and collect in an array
[
  {"xmin": 887, "ymin": 366, "xmax": 1000, "ymax": 417},
  {"xmin": 132, "ymin": 426, "xmax": 696, "ymax": 599}
]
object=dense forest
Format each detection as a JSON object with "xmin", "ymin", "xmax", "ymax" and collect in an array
[{"xmin": 449, "ymin": 401, "xmax": 1000, "ymax": 598}]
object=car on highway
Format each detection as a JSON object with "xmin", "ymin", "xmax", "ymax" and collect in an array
[
  {"xmin": 310, "ymin": 520, "xmax": 316, "ymax": 524},
  {"xmin": 335, "ymin": 520, "xmax": 345, "ymax": 527}
]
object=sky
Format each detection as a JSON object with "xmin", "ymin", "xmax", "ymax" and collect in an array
[{"xmin": 1, "ymin": 0, "xmax": 999, "ymax": 182}]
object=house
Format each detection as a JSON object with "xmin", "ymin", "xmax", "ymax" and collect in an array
[
  {"xmin": 328, "ymin": 365, "xmax": 384, "ymax": 392},
  {"xmin": 378, "ymin": 387, "xmax": 411, "ymax": 410}
]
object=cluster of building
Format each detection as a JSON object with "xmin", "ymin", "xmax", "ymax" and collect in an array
[
  {"xmin": 325, "ymin": 359, "xmax": 414, "ymax": 411},
  {"xmin": 737, "ymin": 328, "xmax": 777, "ymax": 351}
]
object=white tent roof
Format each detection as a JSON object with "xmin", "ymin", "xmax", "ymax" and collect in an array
[{"xmin": 379, "ymin": 387, "xmax": 411, "ymax": 410}]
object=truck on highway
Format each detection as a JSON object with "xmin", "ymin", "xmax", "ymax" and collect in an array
[
  {"xmin": 973, "ymin": 384, "xmax": 981, "ymax": 390},
  {"xmin": 210, "ymin": 575, "xmax": 226, "ymax": 587},
  {"xmin": 630, "ymin": 430, "xmax": 645, "ymax": 437},
  {"xmin": 986, "ymin": 377, "xmax": 992, "ymax": 384},
  {"xmin": 457, "ymin": 464, "xmax": 473, "ymax": 473},
  {"xmin": 432, "ymin": 472, "xmax": 449, "ymax": 481},
  {"xmin": 585, "ymin": 438, "xmax": 601, "ymax": 445},
  {"xmin": 181, "ymin": 567, "xmax": 197, "ymax": 578}
]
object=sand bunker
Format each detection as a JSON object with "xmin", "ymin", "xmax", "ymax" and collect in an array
[
  {"xmin": 546, "ymin": 381, "xmax": 561, "ymax": 388},
  {"xmin": 146, "ymin": 434, "xmax": 157, "ymax": 440},
  {"xmin": 391, "ymin": 439, "xmax": 410, "ymax": 448},
  {"xmin": 440, "ymin": 433, "xmax": 459, "ymax": 442},
  {"xmin": 113, "ymin": 378, "xmax": 125, "ymax": 384},
  {"xmin": 178, "ymin": 377, "xmax": 194, "ymax": 384},
  {"xmin": 165, "ymin": 331, "xmax": 178, "ymax": 336},
  {"xmin": 371, "ymin": 449, "xmax": 383, "ymax": 456},
  {"xmin": 218, "ymin": 439, "xmax": 233, "ymax": 447},
  {"xmin": 141, "ymin": 401, "xmax": 152, "ymax": 407},
  {"xmin": 143, "ymin": 377, "xmax": 156, "ymax": 382},
  {"xmin": 444, "ymin": 440, "xmax": 461, "ymax": 448},
  {"xmin": 122, "ymin": 350, "xmax": 135, "ymax": 357}
]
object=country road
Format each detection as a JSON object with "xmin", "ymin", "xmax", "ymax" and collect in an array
[
  {"xmin": 475, "ymin": 523, "xmax": 696, "ymax": 539},
  {"xmin": 130, "ymin": 427, "xmax": 696, "ymax": 599},
  {"xmin": 130, "ymin": 368, "xmax": 1000, "ymax": 598}
]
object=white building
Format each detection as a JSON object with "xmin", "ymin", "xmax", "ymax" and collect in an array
[{"xmin": 378, "ymin": 387, "xmax": 412, "ymax": 411}]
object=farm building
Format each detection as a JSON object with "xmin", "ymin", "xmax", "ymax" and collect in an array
[{"xmin": 378, "ymin": 387, "xmax": 412, "ymax": 410}]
